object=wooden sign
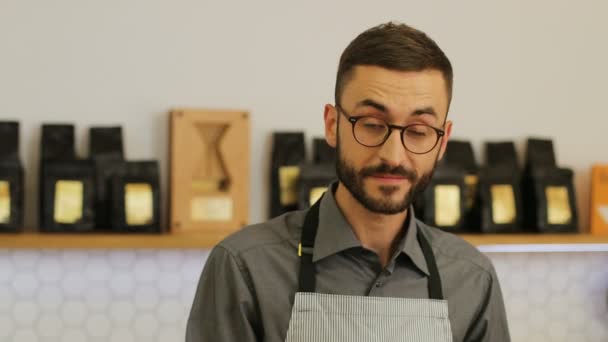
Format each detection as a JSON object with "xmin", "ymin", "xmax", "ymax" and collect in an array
[{"xmin": 170, "ymin": 109, "xmax": 249, "ymax": 235}]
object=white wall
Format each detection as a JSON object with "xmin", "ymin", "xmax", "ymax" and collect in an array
[{"xmin": 1, "ymin": 0, "xmax": 607, "ymax": 229}]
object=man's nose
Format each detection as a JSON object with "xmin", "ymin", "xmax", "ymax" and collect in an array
[{"xmin": 377, "ymin": 129, "xmax": 407, "ymax": 167}]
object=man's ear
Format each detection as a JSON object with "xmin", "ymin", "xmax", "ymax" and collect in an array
[
  {"xmin": 437, "ymin": 120, "xmax": 453, "ymax": 161},
  {"xmin": 324, "ymin": 104, "xmax": 338, "ymax": 148}
]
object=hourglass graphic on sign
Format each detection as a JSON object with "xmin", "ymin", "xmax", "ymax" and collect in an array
[
  {"xmin": 192, "ymin": 124, "xmax": 231, "ymax": 193},
  {"xmin": 189, "ymin": 123, "xmax": 234, "ymax": 222}
]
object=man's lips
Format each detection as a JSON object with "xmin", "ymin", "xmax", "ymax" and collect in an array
[
  {"xmin": 372, "ymin": 174, "xmax": 405, "ymax": 179},
  {"xmin": 370, "ymin": 174, "xmax": 409, "ymax": 182}
]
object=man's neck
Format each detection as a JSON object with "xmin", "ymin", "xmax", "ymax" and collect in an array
[{"xmin": 334, "ymin": 182, "xmax": 408, "ymax": 268}]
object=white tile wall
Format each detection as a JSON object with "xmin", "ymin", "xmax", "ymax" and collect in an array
[
  {"xmin": 0, "ymin": 249, "xmax": 209, "ymax": 342},
  {"xmin": 489, "ymin": 252, "xmax": 608, "ymax": 342},
  {"xmin": 0, "ymin": 249, "xmax": 606, "ymax": 342}
]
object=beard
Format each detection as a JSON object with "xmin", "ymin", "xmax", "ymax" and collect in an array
[{"xmin": 335, "ymin": 131, "xmax": 437, "ymax": 215}]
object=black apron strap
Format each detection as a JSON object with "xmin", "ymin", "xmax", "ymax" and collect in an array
[
  {"xmin": 297, "ymin": 198, "xmax": 321, "ymax": 292},
  {"xmin": 417, "ymin": 227, "xmax": 444, "ymax": 300},
  {"xmin": 297, "ymin": 195, "xmax": 444, "ymax": 300}
]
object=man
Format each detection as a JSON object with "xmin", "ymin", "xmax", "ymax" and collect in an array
[{"xmin": 187, "ymin": 22, "xmax": 511, "ymax": 342}]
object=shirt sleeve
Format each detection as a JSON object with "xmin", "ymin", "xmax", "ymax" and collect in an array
[
  {"xmin": 186, "ymin": 245, "xmax": 261, "ymax": 342},
  {"xmin": 464, "ymin": 263, "xmax": 511, "ymax": 342}
]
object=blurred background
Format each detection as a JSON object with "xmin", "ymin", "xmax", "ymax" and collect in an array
[{"xmin": 0, "ymin": 0, "xmax": 607, "ymax": 341}]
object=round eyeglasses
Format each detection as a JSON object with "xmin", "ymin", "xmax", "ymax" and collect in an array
[{"xmin": 336, "ymin": 105, "xmax": 445, "ymax": 155}]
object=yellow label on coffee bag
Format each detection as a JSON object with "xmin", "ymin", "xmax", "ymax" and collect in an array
[
  {"xmin": 435, "ymin": 185, "xmax": 461, "ymax": 227},
  {"xmin": 279, "ymin": 166, "xmax": 300, "ymax": 206},
  {"xmin": 0, "ymin": 181, "xmax": 10, "ymax": 224},
  {"xmin": 491, "ymin": 185, "xmax": 516, "ymax": 224},
  {"xmin": 54, "ymin": 180, "xmax": 83, "ymax": 224},
  {"xmin": 309, "ymin": 187, "xmax": 327, "ymax": 206},
  {"xmin": 125, "ymin": 183, "xmax": 154, "ymax": 226},
  {"xmin": 546, "ymin": 186, "xmax": 572, "ymax": 225}
]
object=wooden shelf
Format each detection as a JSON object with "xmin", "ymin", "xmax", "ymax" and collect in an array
[
  {"xmin": 0, "ymin": 231, "xmax": 228, "ymax": 249},
  {"xmin": 0, "ymin": 231, "xmax": 607, "ymax": 251},
  {"xmin": 460, "ymin": 234, "xmax": 608, "ymax": 253},
  {"xmin": 458, "ymin": 233, "xmax": 608, "ymax": 246}
]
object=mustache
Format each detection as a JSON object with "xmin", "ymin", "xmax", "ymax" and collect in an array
[{"xmin": 359, "ymin": 163, "xmax": 417, "ymax": 181}]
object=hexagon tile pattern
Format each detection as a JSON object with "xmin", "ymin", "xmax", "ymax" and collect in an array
[
  {"xmin": 0, "ymin": 249, "xmax": 606, "ymax": 342},
  {"xmin": 488, "ymin": 252, "xmax": 608, "ymax": 342},
  {"xmin": 0, "ymin": 249, "xmax": 209, "ymax": 342}
]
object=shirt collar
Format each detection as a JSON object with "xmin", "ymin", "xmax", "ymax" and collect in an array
[
  {"xmin": 312, "ymin": 182, "xmax": 361, "ymax": 262},
  {"xmin": 312, "ymin": 181, "xmax": 430, "ymax": 276},
  {"xmin": 390, "ymin": 206, "xmax": 429, "ymax": 276}
]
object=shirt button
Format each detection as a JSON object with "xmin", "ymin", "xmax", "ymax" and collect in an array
[{"xmin": 375, "ymin": 281, "xmax": 383, "ymax": 288}]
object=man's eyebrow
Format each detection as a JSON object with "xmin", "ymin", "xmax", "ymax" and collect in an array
[
  {"xmin": 355, "ymin": 99, "xmax": 438, "ymax": 118},
  {"xmin": 354, "ymin": 99, "xmax": 388, "ymax": 113},
  {"xmin": 412, "ymin": 107, "xmax": 437, "ymax": 118}
]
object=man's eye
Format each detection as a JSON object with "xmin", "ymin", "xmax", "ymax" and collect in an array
[
  {"xmin": 363, "ymin": 123, "xmax": 385, "ymax": 130},
  {"xmin": 406, "ymin": 129, "xmax": 428, "ymax": 137}
]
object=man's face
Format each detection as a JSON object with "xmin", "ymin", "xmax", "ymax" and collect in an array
[{"xmin": 324, "ymin": 66, "xmax": 453, "ymax": 214}]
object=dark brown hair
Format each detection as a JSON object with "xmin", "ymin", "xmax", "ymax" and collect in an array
[{"xmin": 335, "ymin": 22, "xmax": 453, "ymax": 106}]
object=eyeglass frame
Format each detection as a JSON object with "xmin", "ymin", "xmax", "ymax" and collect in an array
[{"xmin": 335, "ymin": 104, "xmax": 446, "ymax": 155}]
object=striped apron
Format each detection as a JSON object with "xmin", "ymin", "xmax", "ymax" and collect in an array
[{"xmin": 285, "ymin": 198, "xmax": 453, "ymax": 342}]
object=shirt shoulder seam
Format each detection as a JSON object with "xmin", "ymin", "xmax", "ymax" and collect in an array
[
  {"xmin": 417, "ymin": 224, "xmax": 494, "ymax": 277},
  {"xmin": 433, "ymin": 247, "xmax": 493, "ymax": 279},
  {"xmin": 219, "ymin": 236, "xmax": 298, "ymax": 259},
  {"xmin": 212, "ymin": 244, "xmax": 260, "ymax": 301}
]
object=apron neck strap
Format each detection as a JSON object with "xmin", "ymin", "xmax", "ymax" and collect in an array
[
  {"xmin": 416, "ymin": 227, "xmax": 444, "ymax": 300},
  {"xmin": 297, "ymin": 196, "xmax": 444, "ymax": 300},
  {"xmin": 297, "ymin": 197, "xmax": 321, "ymax": 293}
]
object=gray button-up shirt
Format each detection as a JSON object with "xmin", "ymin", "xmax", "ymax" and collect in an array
[{"xmin": 187, "ymin": 185, "xmax": 511, "ymax": 342}]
